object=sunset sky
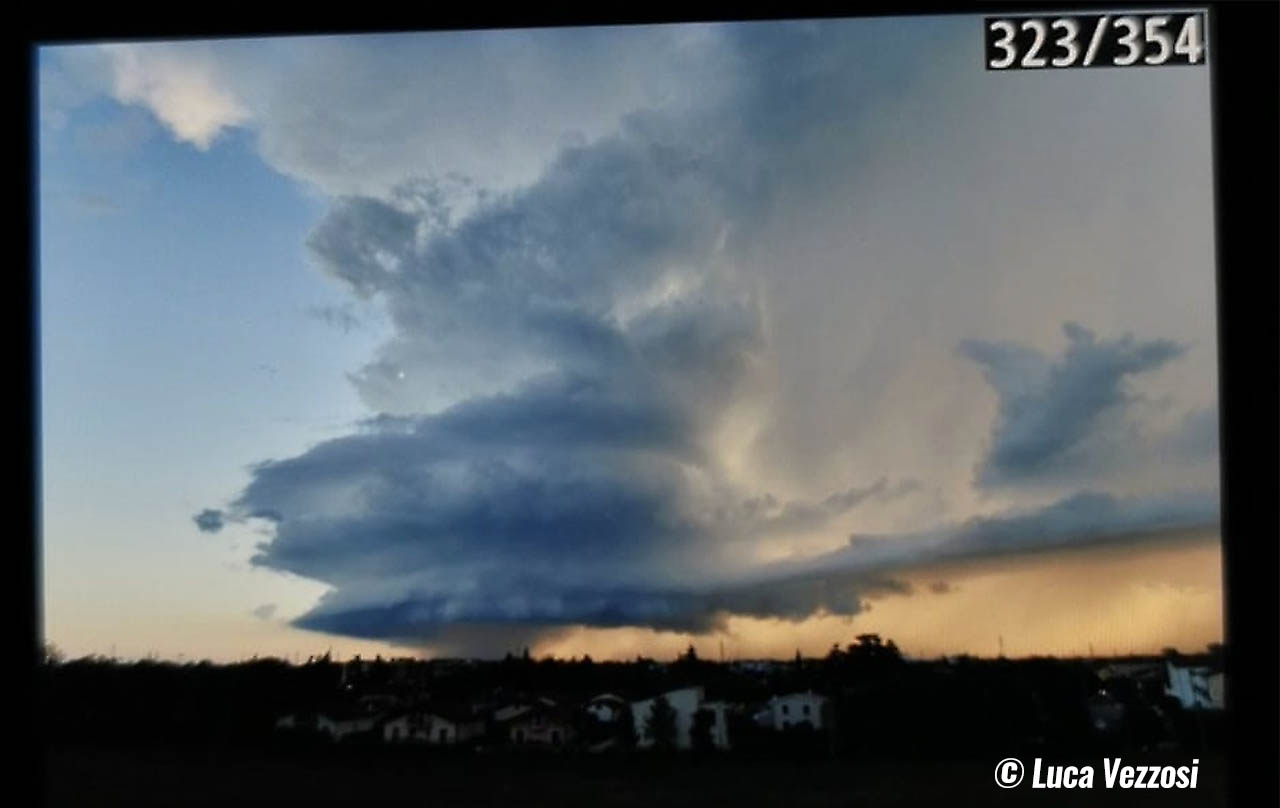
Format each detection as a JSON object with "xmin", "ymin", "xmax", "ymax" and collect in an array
[{"xmin": 38, "ymin": 15, "xmax": 1221, "ymax": 663}]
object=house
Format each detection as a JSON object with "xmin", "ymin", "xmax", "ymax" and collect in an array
[
  {"xmin": 492, "ymin": 696, "xmax": 558, "ymax": 726},
  {"xmin": 631, "ymin": 686, "xmax": 731, "ymax": 750},
  {"xmin": 319, "ymin": 710, "xmax": 381, "ymax": 740},
  {"xmin": 585, "ymin": 693, "xmax": 628, "ymax": 723},
  {"xmin": 757, "ymin": 691, "xmax": 830, "ymax": 731},
  {"xmin": 276, "ymin": 706, "xmax": 382, "ymax": 741},
  {"xmin": 383, "ymin": 707, "xmax": 484, "ymax": 745},
  {"xmin": 697, "ymin": 700, "xmax": 734, "ymax": 749},
  {"xmin": 274, "ymin": 713, "xmax": 308, "ymax": 731},
  {"xmin": 505, "ymin": 702, "xmax": 577, "ymax": 747},
  {"xmin": 1165, "ymin": 660, "xmax": 1225, "ymax": 710}
]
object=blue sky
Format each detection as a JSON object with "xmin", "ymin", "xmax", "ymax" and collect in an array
[
  {"xmin": 40, "ymin": 60, "xmax": 388, "ymax": 660},
  {"xmin": 38, "ymin": 18, "xmax": 1222, "ymax": 662}
]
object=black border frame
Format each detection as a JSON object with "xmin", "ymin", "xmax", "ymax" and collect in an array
[{"xmin": 17, "ymin": 2, "xmax": 1277, "ymax": 805}]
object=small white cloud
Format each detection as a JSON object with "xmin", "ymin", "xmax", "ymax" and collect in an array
[{"xmin": 101, "ymin": 43, "xmax": 249, "ymax": 150}]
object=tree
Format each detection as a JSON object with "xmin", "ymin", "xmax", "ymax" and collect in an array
[
  {"xmin": 615, "ymin": 701, "xmax": 637, "ymax": 749},
  {"xmin": 690, "ymin": 708, "xmax": 716, "ymax": 753},
  {"xmin": 848, "ymin": 633, "xmax": 903, "ymax": 665},
  {"xmin": 644, "ymin": 695, "xmax": 678, "ymax": 751},
  {"xmin": 855, "ymin": 633, "xmax": 883, "ymax": 649}
]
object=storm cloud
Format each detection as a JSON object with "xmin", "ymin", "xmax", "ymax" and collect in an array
[
  {"xmin": 178, "ymin": 20, "xmax": 1221, "ymax": 654},
  {"xmin": 837, "ymin": 489, "xmax": 1219, "ymax": 571},
  {"xmin": 202, "ymin": 26, "xmax": 928, "ymax": 645},
  {"xmin": 961, "ymin": 323, "xmax": 1214, "ymax": 489},
  {"xmin": 247, "ymin": 478, "xmax": 1217, "ymax": 649},
  {"xmin": 193, "ymin": 509, "xmax": 224, "ymax": 533}
]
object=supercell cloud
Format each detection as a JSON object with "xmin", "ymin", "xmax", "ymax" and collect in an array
[{"xmin": 179, "ymin": 21, "xmax": 1220, "ymax": 653}]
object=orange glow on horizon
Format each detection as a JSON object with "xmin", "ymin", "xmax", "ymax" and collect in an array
[{"xmin": 532, "ymin": 532, "xmax": 1222, "ymax": 662}]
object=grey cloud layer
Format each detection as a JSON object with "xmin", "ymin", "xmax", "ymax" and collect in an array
[{"xmin": 836, "ymin": 490, "xmax": 1219, "ymax": 571}]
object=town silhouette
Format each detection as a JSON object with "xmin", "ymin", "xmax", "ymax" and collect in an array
[{"xmin": 41, "ymin": 636, "xmax": 1226, "ymax": 806}]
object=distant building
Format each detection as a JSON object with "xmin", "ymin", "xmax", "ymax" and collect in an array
[
  {"xmin": 505, "ymin": 702, "xmax": 577, "ymax": 747},
  {"xmin": 274, "ymin": 713, "xmax": 307, "ymax": 732},
  {"xmin": 1165, "ymin": 660, "xmax": 1225, "ymax": 711},
  {"xmin": 757, "ymin": 691, "xmax": 830, "ymax": 731},
  {"xmin": 319, "ymin": 712, "xmax": 381, "ymax": 740},
  {"xmin": 492, "ymin": 696, "xmax": 558, "ymax": 726},
  {"xmin": 383, "ymin": 708, "xmax": 484, "ymax": 745},
  {"xmin": 631, "ymin": 686, "xmax": 731, "ymax": 750},
  {"xmin": 585, "ymin": 693, "xmax": 628, "ymax": 723},
  {"xmin": 276, "ymin": 707, "xmax": 382, "ymax": 741},
  {"xmin": 698, "ymin": 700, "xmax": 734, "ymax": 749}
]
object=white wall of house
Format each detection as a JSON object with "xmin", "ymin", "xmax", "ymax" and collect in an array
[
  {"xmin": 434, "ymin": 719, "xmax": 459, "ymax": 744},
  {"xmin": 383, "ymin": 714, "xmax": 415, "ymax": 742},
  {"xmin": 586, "ymin": 695, "xmax": 626, "ymax": 723},
  {"xmin": 1165, "ymin": 662, "xmax": 1225, "ymax": 710},
  {"xmin": 317, "ymin": 714, "xmax": 378, "ymax": 740},
  {"xmin": 508, "ymin": 712, "xmax": 573, "ymax": 746},
  {"xmin": 767, "ymin": 692, "xmax": 828, "ymax": 730},
  {"xmin": 383, "ymin": 713, "xmax": 481, "ymax": 744},
  {"xmin": 700, "ymin": 701, "xmax": 732, "ymax": 749},
  {"xmin": 631, "ymin": 686, "xmax": 705, "ymax": 749},
  {"xmin": 587, "ymin": 703, "xmax": 618, "ymax": 722},
  {"xmin": 1207, "ymin": 671, "xmax": 1225, "ymax": 709}
]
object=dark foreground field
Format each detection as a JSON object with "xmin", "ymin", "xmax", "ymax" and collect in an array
[{"xmin": 44, "ymin": 744, "xmax": 1226, "ymax": 807}]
